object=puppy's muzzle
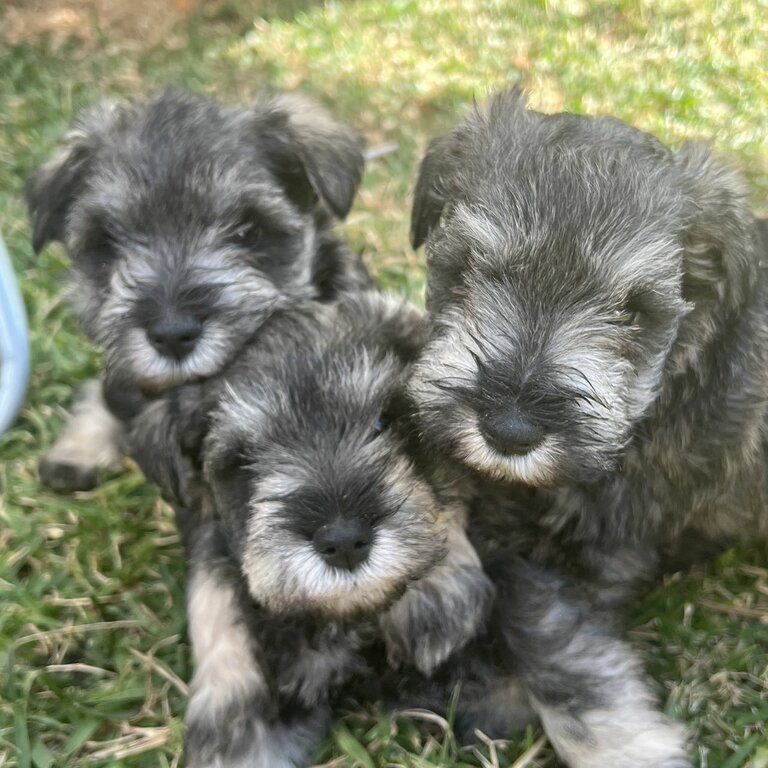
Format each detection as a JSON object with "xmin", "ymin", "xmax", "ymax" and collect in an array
[
  {"xmin": 478, "ymin": 405, "xmax": 545, "ymax": 456},
  {"xmin": 146, "ymin": 313, "xmax": 203, "ymax": 360}
]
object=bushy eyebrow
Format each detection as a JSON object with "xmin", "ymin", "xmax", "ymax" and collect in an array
[{"xmin": 218, "ymin": 190, "xmax": 304, "ymax": 235}]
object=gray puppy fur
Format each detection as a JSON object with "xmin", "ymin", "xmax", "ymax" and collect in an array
[
  {"xmin": 130, "ymin": 291, "xmax": 493, "ymax": 767},
  {"xmin": 407, "ymin": 89, "xmax": 767, "ymax": 767},
  {"xmin": 143, "ymin": 288, "xmax": 675, "ymax": 768},
  {"xmin": 409, "ymin": 87, "xmax": 768, "ymax": 570},
  {"xmin": 26, "ymin": 87, "xmax": 371, "ymax": 491}
]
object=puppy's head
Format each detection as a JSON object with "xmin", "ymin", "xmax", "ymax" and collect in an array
[
  {"xmin": 26, "ymin": 88, "xmax": 365, "ymax": 393},
  {"xmin": 409, "ymin": 89, "xmax": 759, "ymax": 485},
  {"xmin": 204, "ymin": 292, "xmax": 449, "ymax": 616}
]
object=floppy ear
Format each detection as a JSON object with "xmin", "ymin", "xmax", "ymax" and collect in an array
[
  {"xmin": 381, "ymin": 299, "xmax": 428, "ymax": 364},
  {"xmin": 369, "ymin": 292, "xmax": 428, "ymax": 363},
  {"xmin": 25, "ymin": 144, "xmax": 94, "ymax": 253},
  {"xmin": 25, "ymin": 100, "xmax": 122, "ymax": 253},
  {"xmin": 410, "ymin": 132, "xmax": 468, "ymax": 250},
  {"xmin": 674, "ymin": 143, "xmax": 759, "ymax": 311},
  {"xmin": 265, "ymin": 94, "xmax": 366, "ymax": 219},
  {"xmin": 411, "ymin": 87, "xmax": 531, "ymax": 250},
  {"xmin": 340, "ymin": 291, "xmax": 427, "ymax": 363}
]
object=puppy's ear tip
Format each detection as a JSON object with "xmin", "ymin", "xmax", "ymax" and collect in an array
[
  {"xmin": 26, "ymin": 182, "xmax": 51, "ymax": 253},
  {"xmin": 327, "ymin": 131, "xmax": 366, "ymax": 218},
  {"xmin": 31, "ymin": 231, "xmax": 48, "ymax": 254},
  {"xmin": 409, "ymin": 225, "xmax": 425, "ymax": 251},
  {"xmin": 271, "ymin": 95, "xmax": 366, "ymax": 219},
  {"xmin": 309, "ymin": 142, "xmax": 366, "ymax": 220},
  {"xmin": 324, "ymin": 188, "xmax": 355, "ymax": 220},
  {"xmin": 319, "ymin": 165, "xmax": 364, "ymax": 220}
]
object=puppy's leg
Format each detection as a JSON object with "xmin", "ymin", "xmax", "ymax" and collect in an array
[
  {"xmin": 495, "ymin": 559, "xmax": 689, "ymax": 768},
  {"xmin": 124, "ymin": 379, "xmax": 214, "ymax": 506},
  {"xmin": 185, "ymin": 521, "xmax": 329, "ymax": 768},
  {"xmin": 39, "ymin": 379, "xmax": 123, "ymax": 491},
  {"xmin": 380, "ymin": 512, "xmax": 495, "ymax": 675},
  {"xmin": 454, "ymin": 674, "xmax": 538, "ymax": 742},
  {"xmin": 126, "ymin": 397, "xmax": 194, "ymax": 506}
]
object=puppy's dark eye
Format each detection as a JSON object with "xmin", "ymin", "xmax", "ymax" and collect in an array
[
  {"xmin": 370, "ymin": 415, "xmax": 390, "ymax": 438},
  {"xmin": 615, "ymin": 308, "xmax": 643, "ymax": 327},
  {"xmin": 81, "ymin": 223, "xmax": 120, "ymax": 282},
  {"xmin": 211, "ymin": 443, "xmax": 252, "ymax": 477},
  {"xmin": 614, "ymin": 291, "xmax": 649, "ymax": 327},
  {"xmin": 82, "ymin": 219, "xmax": 118, "ymax": 252},
  {"xmin": 230, "ymin": 221, "xmax": 264, "ymax": 248}
]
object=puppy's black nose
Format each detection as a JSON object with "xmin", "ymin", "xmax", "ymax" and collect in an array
[
  {"xmin": 479, "ymin": 407, "xmax": 544, "ymax": 456},
  {"xmin": 147, "ymin": 315, "xmax": 202, "ymax": 360},
  {"xmin": 313, "ymin": 519, "xmax": 372, "ymax": 571}
]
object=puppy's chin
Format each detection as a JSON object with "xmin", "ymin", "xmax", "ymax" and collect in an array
[
  {"xmin": 453, "ymin": 425, "xmax": 617, "ymax": 487},
  {"xmin": 242, "ymin": 534, "xmax": 446, "ymax": 619},
  {"xmin": 116, "ymin": 327, "xmax": 237, "ymax": 392},
  {"xmin": 459, "ymin": 439, "xmax": 565, "ymax": 487},
  {"xmin": 249, "ymin": 570, "xmax": 409, "ymax": 619},
  {"xmin": 132, "ymin": 362, "xmax": 207, "ymax": 393}
]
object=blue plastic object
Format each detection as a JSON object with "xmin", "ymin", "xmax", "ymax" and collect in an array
[{"xmin": 0, "ymin": 233, "xmax": 29, "ymax": 434}]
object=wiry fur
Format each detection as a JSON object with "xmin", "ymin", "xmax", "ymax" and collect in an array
[
  {"xmin": 127, "ymin": 292, "xmax": 494, "ymax": 766},
  {"xmin": 406, "ymin": 89, "xmax": 768, "ymax": 767},
  {"xmin": 183, "ymin": 522, "xmax": 335, "ymax": 768},
  {"xmin": 26, "ymin": 87, "xmax": 371, "ymax": 490},
  {"xmin": 167, "ymin": 289, "xmax": 686, "ymax": 768},
  {"xmin": 128, "ymin": 276, "xmax": 684, "ymax": 767},
  {"xmin": 472, "ymin": 537, "xmax": 689, "ymax": 768},
  {"xmin": 409, "ymin": 89, "xmax": 768, "ymax": 551}
]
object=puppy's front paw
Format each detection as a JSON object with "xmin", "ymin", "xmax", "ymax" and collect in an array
[
  {"xmin": 39, "ymin": 379, "xmax": 123, "ymax": 492},
  {"xmin": 186, "ymin": 702, "xmax": 270, "ymax": 768},
  {"xmin": 39, "ymin": 454, "xmax": 99, "ymax": 492},
  {"xmin": 185, "ymin": 699, "xmax": 328, "ymax": 768},
  {"xmin": 185, "ymin": 716, "xmax": 297, "ymax": 768},
  {"xmin": 39, "ymin": 433, "xmax": 122, "ymax": 492},
  {"xmin": 381, "ymin": 565, "xmax": 494, "ymax": 676}
]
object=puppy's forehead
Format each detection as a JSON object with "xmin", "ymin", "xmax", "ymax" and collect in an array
[
  {"xmin": 236, "ymin": 347, "xmax": 399, "ymax": 425},
  {"xmin": 208, "ymin": 295, "xmax": 421, "ymax": 458},
  {"xmin": 83, "ymin": 99, "xmax": 300, "ymax": 225},
  {"xmin": 471, "ymin": 105, "xmax": 670, "ymax": 176},
  {"xmin": 90, "ymin": 162, "xmax": 296, "ymax": 229},
  {"xmin": 210, "ymin": 342, "xmax": 400, "ymax": 455},
  {"xmin": 448, "ymin": 147, "xmax": 685, "ymax": 291},
  {"xmin": 124, "ymin": 94, "xmax": 283, "ymax": 164}
]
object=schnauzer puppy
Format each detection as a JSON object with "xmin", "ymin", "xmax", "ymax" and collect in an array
[
  {"xmin": 409, "ymin": 87, "xmax": 768, "ymax": 576},
  {"xmin": 405, "ymin": 89, "xmax": 768, "ymax": 766},
  {"xmin": 26, "ymin": 87, "xmax": 371, "ymax": 491},
  {"xmin": 113, "ymin": 282, "xmax": 677, "ymax": 768},
  {"xmin": 128, "ymin": 291, "xmax": 494, "ymax": 767}
]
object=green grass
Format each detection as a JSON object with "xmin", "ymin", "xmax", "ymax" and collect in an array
[{"xmin": 1, "ymin": 1, "xmax": 767, "ymax": 766}]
